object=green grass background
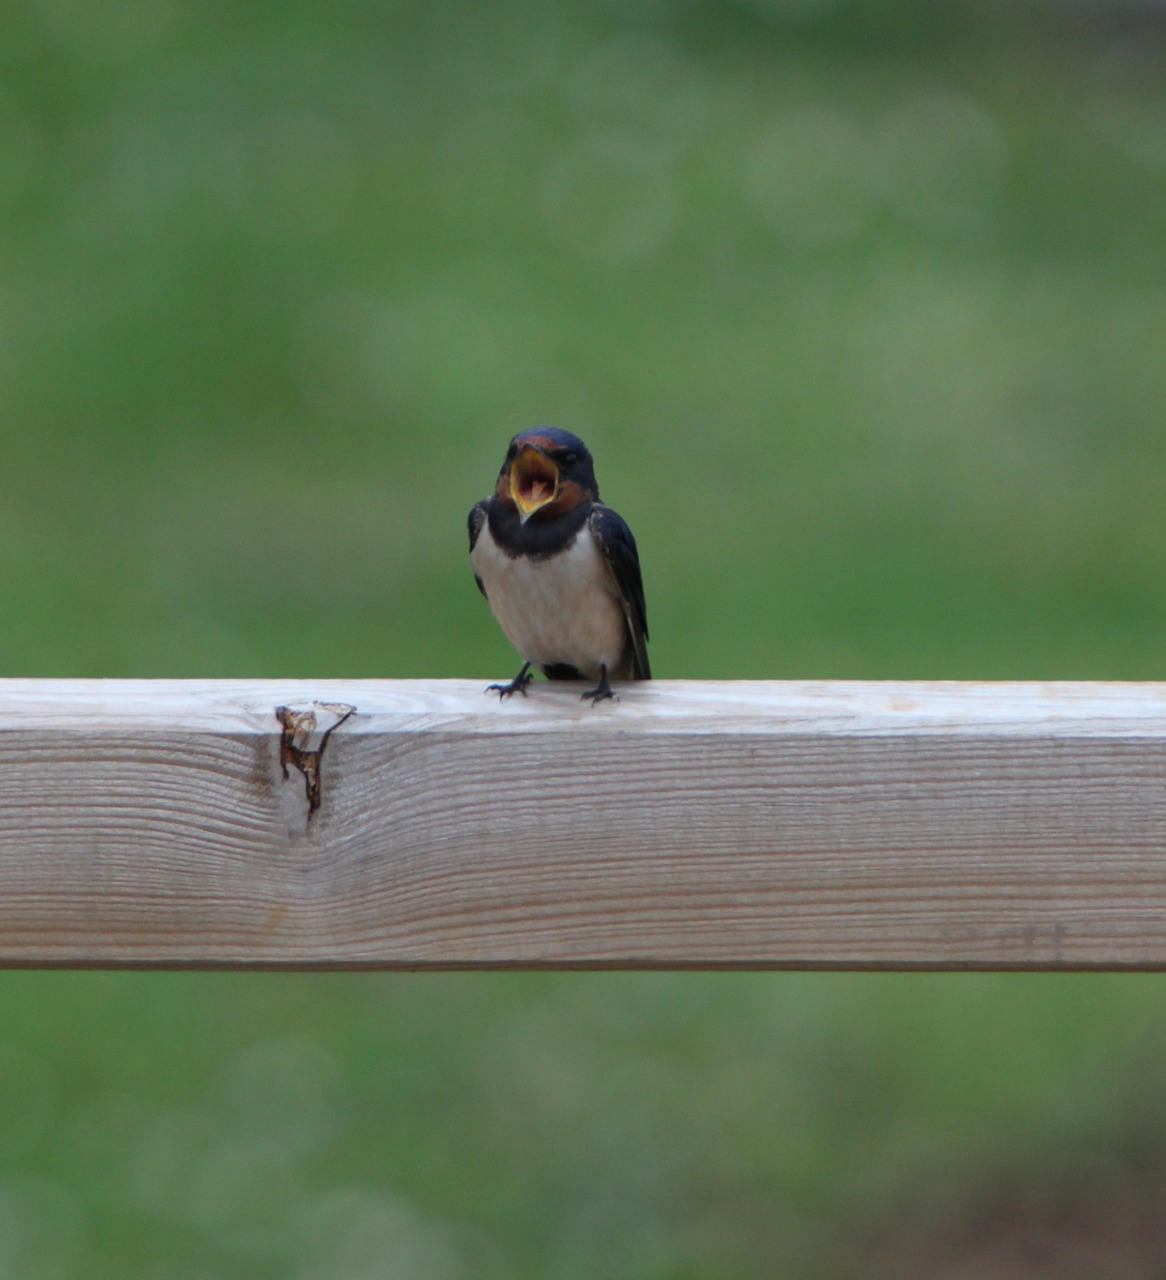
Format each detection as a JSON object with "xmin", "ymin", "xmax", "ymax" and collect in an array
[{"xmin": 3, "ymin": 0, "xmax": 1166, "ymax": 1274}]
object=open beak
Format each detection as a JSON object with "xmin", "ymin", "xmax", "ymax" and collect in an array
[{"xmin": 509, "ymin": 444, "xmax": 560, "ymax": 523}]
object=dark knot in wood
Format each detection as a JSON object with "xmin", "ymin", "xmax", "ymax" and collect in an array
[{"xmin": 276, "ymin": 702, "xmax": 356, "ymax": 818}]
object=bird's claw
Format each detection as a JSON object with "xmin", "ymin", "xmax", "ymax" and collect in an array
[
  {"xmin": 486, "ymin": 669, "xmax": 534, "ymax": 700},
  {"xmin": 581, "ymin": 684, "xmax": 619, "ymax": 707}
]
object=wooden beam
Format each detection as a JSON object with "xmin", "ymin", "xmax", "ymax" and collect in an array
[{"xmin": 2, "ymin": 678, "xmax": 1166, "ymax": 969}]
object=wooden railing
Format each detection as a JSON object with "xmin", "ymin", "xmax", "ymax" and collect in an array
[{"xmin": 2, "ymin": 678, "xmax": 1165, "ymax": 968}]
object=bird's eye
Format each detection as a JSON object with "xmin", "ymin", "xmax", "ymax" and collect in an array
[{"xmin": 559, "ymin": 450, "xmax": 578, "ymax": 466}]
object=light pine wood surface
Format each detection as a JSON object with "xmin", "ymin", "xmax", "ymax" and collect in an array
[{"xmin": 2, "ymin": 678, "xmax": 1166, "ymax": 969}]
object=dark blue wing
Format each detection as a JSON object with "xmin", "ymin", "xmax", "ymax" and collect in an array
[
  {"xmin": 468, "ymin": 499, "xmax": 489, "ymax": 598},
  {"xmin": 588, "ymin": 504, "xmax": 650, "ymax": 679}
]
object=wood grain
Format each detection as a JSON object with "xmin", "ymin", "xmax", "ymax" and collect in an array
[{"xmin": 2, "ymin": 678, "xmax": 1166, "ymax": 969}]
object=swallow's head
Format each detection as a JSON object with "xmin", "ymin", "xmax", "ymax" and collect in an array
[{"xmin": 496, "ymin": 428, "xmax": 599, "ymax": 524}]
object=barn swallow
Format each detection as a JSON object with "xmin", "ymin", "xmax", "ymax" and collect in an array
[{"xmin": 468, "ymin": 428, "xmax": 650, "ymax": 705}]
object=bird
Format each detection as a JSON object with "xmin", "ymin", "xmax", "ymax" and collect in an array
[{"xmin": 468, "ymin": 428, "xmax": 650, "ymax": 705}]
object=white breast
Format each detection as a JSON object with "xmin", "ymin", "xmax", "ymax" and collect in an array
[{"xmin": 471, "ymin": 522, "xmax": 629, "ymax": 679}]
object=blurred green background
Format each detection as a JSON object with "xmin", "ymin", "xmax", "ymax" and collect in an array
[{"xmin": 3, "ymin": 0, "xmax": 1166, "ymax": 1274}]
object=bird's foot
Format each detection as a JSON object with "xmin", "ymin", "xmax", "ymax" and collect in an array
[
  {"xmin": 580, "ymin": 667, "xmax": 618, "ymax": 707},
  {"xmin": 486, "ymin": 664, "xmax": 534, "ymax": 700}
]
